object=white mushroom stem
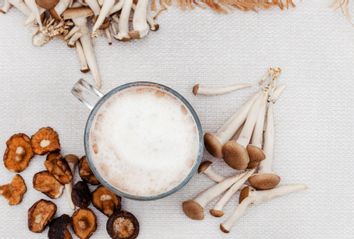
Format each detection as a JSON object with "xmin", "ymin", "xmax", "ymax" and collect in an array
[
  {"xmin": 250, "ymin": 91, "xmax": 268, "ymax": 147},
  {"xmin": 64, "ymin": 26, "xmax": 80, "ymax": 40},
  {"xmin": 130, "ymin": 0, "xmax": 149, "ymax": 39},
  {"xmin": 8, "ymin": 0, "xmax": 31, "ymax": 15},
  {"xmin": 193, "ymin": 83, "xmax": 253, "ymax": 96},
  {"xmin": 220, "ymin": 184, "xmax": 307, "ymax": 233},
  {"xmin": 105, "ymin": 28, "xmax": 112, "ymax": 44},
  {"xmin": 146, "ymin": 13, "xmax": 158, "ymax": 31},
  {"xmin": 115, "ymin": 0, "xmax": 133, "ymax": 41},
  {"xmin": 84, "ymin": 0, "xmax": 100, "ymax": 15},
  {"xmin": 92, "ymin": 0, "xmax": 115, "ymax": 35},
  {"xmin": 110, "ymin": 20, "xmax": 118, "ymax": 35},
  {"xmin": 32, "ymin": 32, "xmax": 51, "ymax": 46},
  {"xmin": 211, "ymin": 169, "xmax": 254, "ymax": 216},
  {"xmin": 64, "ymin": 157, "xmax": 79, "ymax": 210},
  {"xmin": 109, "ymin": 0, "xmax": 124, "ymax": 14},
  {"xmin": 0, "ymin": 0, "xmax": 11, "ymax": 13},
  {"xmin": 67, "ymin": 31, "xmax": 83, "ymax": 47},
  {"xmin": 199, "ymin": 162, "xmax": 225, "ymax": 183},
  {"xmin": 24, "ymin": 0, "xmax": 43, "ymax": 29},
  {"xmin": 75, "ymin": 41, "xmax": 90, "ymax": 73}
]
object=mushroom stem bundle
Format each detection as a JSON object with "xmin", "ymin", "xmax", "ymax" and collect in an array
[
  {"xmin": 115, "ymin": 0, "xmax": 133, "ymax": 41},
  {"xmin": 220, "ymin": 184, "xmax": 307, "ymax": 233},
  {"xmin": 198, "ymin": 161, "xmax": 225, "ymax": 183},
  {"xmin": 192, "ymin": 83, "xmax": 253, "ymax": 96},
  {"xmin": 92, "ymin": 0, "xmax": 115, "ymax": 35}
]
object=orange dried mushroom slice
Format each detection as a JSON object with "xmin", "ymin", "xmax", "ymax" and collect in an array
[
  {"xmin": 72, "ymin": 208, "xmax": 97, "ymax": 239},
  {"xmin": 33, "ymin": 171, "xmax": 64, "ymax": 199},
  {"xmin": 45, "ymin": 152, "xmax": 73, "ymax": 184},
  {"xmin": 92, "ymin": 186, "xmax": 121, "ymax": 216},
  {"xmin": 3, "ymin": 133, "xmax": 34, "ymax": 172},
  {"xmin": 31, "ymin": 127, "xmax": 60, "ymax": 155},
  {"xmin": 79, "ymin": 156, "xmax": 100, "ymax": 185},
  {"xmin": 0, "ymin": 174, "xmax": 27, "ymax": 205},
  {"xmin": 28, "ymin": 199, "xmax": 57, "ymax": 233}
]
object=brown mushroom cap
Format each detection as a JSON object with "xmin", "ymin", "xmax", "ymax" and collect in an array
[
  {"xmin": 92, "ymin": 186, "xmax": 121, "ymax": 217},
  {"xmin": 192, "ymin": 84, "xmax": 199, "ymax": 96},
  {"xmin": 106, "ymin": 211, "xmax": 140, "ymax": 239},
  {"xmin": 209, "ymin": 209, "xmax": 224, "ymax": 217},
  {"xmin": 239, "ymin": 186, "xmax": 252, "ymax": 203},
  {"xmin": 28, "ymin": 199, "xmax": 57, "ymax": 233},
  {"xmin": 64, "ymin": 154, "xmax": 79, "ymax": 166},
  {"xmin": 72, "ymin": 181, "xmax": 92, "ymax": 208},
  {"xmin": 62, "ymin": 7, "xmax": 94, "ymax": 20},
  {"xmin": 197, "ymin": 161, "xmax": 212, "ymax": 174},
  {"xmin": 33, "ymin": 171, "xmax": 64, "ymax": 199},
  {"xmin": 182, "ymin": 200, "xmax": 204, "ymax": 220},
  {"xmin": 248, "ymin": 173, "xmax": 281, "ymax": 190},
  {"xmin": 72, "ymin": 208, "xmax": 97, "ymax": 239},
  {"xmin": 247, "ymin": 160, "xmax": 260, "ymax": 169},
  {"xmin": 204, "ymin": 133, "xmax": 223, "ymax": 159},
  {"xmin": 3, "ymin": 133, "xmax": 34, "ymax": 173},
  {"xmin": 35, "ymin": 0, "xmax": 59, "ymax": 9},
  {"xmin": 31, "ymin": 127, "xmax": 60, "ymax": 155},
  {"xmin": 45, "ymin": 152, "xmax": 73, "ymax": 184},
  {"xmin": 48, "ymin": 214, "xmax": 72, "ymax": 239},
  {"xmin": 222, "ymin": 141, "xmax": 250, "ymax": 170},
  {"xmin": 79, "ymin": 156, "xmax": 100, "ymax": 185},
  {"xmin": 0, "ymin": 174, "xmax": 27, "ymax": 205},
  {"xmin": 246, "ymin": 145, "xmax": 266, "ymax": 164}
]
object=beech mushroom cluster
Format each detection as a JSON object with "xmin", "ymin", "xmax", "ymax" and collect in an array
[{"xmin": 183, "ymin": 68, "xmax": 307, "ymax": 233}]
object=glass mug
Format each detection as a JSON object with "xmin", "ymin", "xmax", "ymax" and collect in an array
[{"xmin": 72, "ymin": 79, "xmax": 204, "ymax": 200}]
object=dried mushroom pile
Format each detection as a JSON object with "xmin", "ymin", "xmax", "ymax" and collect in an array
[
  {"xmin": 0, "ymin": 127, "xmax": 140, "ymax": 239},
  {"xmin": 0, "ymin": 0, "xmax": 295, "ymax": 88},
  {"xmin": 182, "ymin": 68, "xmax": 307, "ymax": 233}
]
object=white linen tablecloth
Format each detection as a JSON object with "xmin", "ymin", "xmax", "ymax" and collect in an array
[{"xmin": 0, "ymin": 0, "xmax": 353, "ymax": 238}]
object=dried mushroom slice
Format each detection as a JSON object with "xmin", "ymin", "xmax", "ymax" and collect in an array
[
  {"xmin": 48, "ymin": 214, "xmax": 72, "ymax": 239},
  {"xmin": 79, "ymin": 156, "xmax": 100, "ymax": 185},
  {"xmin": 106, "ymin": 211, "xmax": 139, "ymax": 239},
  {"xmin": 72, "ymin": 181, "xmax": 91, "ymax": 208},
  {"xmin": 31, "ymin": 127, "xmax": 60, "ymax": 155},
  {"xmin": 92, "ymin": 186, "xmax": 121, "ymax": 216},
  {"xmin": 33, "ymin": 171, "xmax": 64, "ymax": 199},
  {"xmin": 28, "ymin": 199, "xmax": 57, "ymax": 233},
  {"xmin": 45, "ymin": 151, "xmax": 73, "ymax": 184},
  {"xmin": 72, "ymin": 208, "xmax": 97, "ymax": 239},
  {"xmin": 0, "ymin": 174, "xmax": 27, "ymax": 205},
  {"xmin": 3, "ymin": 133, "xmax": 34, "ymax": 172}
]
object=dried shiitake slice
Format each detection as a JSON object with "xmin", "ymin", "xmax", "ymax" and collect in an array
[
  {"xmin": 31, "ymin": 127, "xmax": 60, "ymax": 155},
  {"xmin": 48, "ymin": 214, "xmax": 72, "ymax": 239},
  {"xmin": 45, "ymin": 151, "xmax": 73, "ymax": 184},
  {"xmin": 0, "ymin": 174, "xmax": 27, "ymax": 205},
  {"xmin": 106, "ymin": 211, "xmax": 139, "ymax": 239},
  {"xmin": 92, "ymin": 186, "xmax": 121, "ymax": 216},
  {"xmin": 72, "ymin": 181, "xmax": 91, "ymax": 208},
  {"xmin": 33, "ymin": 171, "xmax": 64, "ymax": 199},
  {"xmin": 3, "ymin": 133, "xmax": 34, "ymax": 172},
  {"xmin": 79, "ymin": 156, "xmax": 100, "ymax": 185},
  {"xmin": 72, "ymin": 208, "xmax": 97, "ymax": 239},
  {"xmin": 28, "ymin": 199, "xmax": 57, "ymax": 233}
]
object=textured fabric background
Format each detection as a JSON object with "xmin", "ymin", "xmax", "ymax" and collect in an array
[{"xmin": 0, "ymin": 0, "xmax": 353, "ymax": 238}]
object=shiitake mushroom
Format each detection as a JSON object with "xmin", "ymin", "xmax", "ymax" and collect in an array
[
  {"xmin": 106, "ymin": 211, "xmax": 139, "ymax": 239},
  {"xmin": 71, "ymin": 208, "xmax": 97, "ymax": 239},
  {"xmin": 28, "ymin": 199, "xmax": 57, "ymax": 233},
  {"xmin": 71, "ymin": 181, "xmax": 91, "ymax": 208},
  {"xmin": 48, "ymin": 214, "xmax": 72, "ymax": 239},
  {"xmin": 31, "ymin": 127, "xmax": 60, "ymax": 155},
  {"xmin": 45, "ymin": 151, "xmax": 73, "ymax": 184},
  {"xmin": 92, "ymin": 186, "xmax": 121, "ymax": 216},
  {"xmin": 78, "ymin": 156, "xmax": 100, "ymax": 185},
  {"xmin": 0, "ymin": 174, "xmax": 27, "ymax": 205},
  {"xmin": 33, "ymin": 171, "xmax": 64, "ymax": 199}
]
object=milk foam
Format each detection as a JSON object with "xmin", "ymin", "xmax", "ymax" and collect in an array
[{"xmin": 89, "ymin": 85, "xmax": 200, "ymax": 197}]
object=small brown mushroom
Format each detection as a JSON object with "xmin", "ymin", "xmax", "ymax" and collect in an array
[
  {"xmin": 72, "ymin": 208, "xmax": 97, "ymax": 239},
  {"xmin": 45, "ymin": 151, "xmax": 73, "ymax": 184},
  {"xmin": 72, "ymin": 181, "xmax": 91, "ymax": 208},
  {"xmin": 3, "ymin": 133, "xmax": 34, "ymax": 173},
  {"xmin": 0, "ymin": 174, "xmax": 27, "ymax": 205},
  {"xmin": 79, "ymin": 156, "xmax": 100, "ymax": 185},
  {"xmin": 106, "ymin": 211, "xmax": 140, "ymax": 239},
  {"xmin": 31, "ymin": 127, "xmax": 61, "ymax": 155},
  {"xmin": 28, "ymin": 199, "xmax": 57, "ymax": 233},
  {"xmin": 48, "ymin": 214, "xmax": 72, "ymax": 239},
  {"xmin": 92, "ymin": 186, "xmax": 121, "ymax": 216},
  {"xmin": 33, "ymin": 171, "xmax": 64, "ymax": 199}
]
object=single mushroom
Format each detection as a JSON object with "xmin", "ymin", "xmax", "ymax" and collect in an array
[
  {"xmin": 31, "ymin": 127, "xmax": 61, "ymax": 155},
  {"xmin": 28, "ymin": 199, "xmax": 57, "ymax": 233},
  {"xmin": 33, "ymin": 171, "xmax": 64, "ymax": 199},
  {"xmin": 72, "ymin": 181, "xmax": 92, "ymax": 208},
  {"xmin": 0, "ymin": 174, "xmax": 27, "ymax": 205},
  {"xmin": 210, "ymin": 169, "xmax": 254, "ymax": 217},
  {"xmin": 182, "ymin": 173, "xmax": 247, "ymax": 220},
  {"xmin": 107, "ymin": 211, "xmax": 140, "ymax": 239},
  {"xmin": 198, "ymin": 160, "xmax": 225, "ymax": 183},
  {"xmin": 192, "ymin": 83, "xmax": 253, "ymax": 96},
  {"xmin": 204, "ymin": 91, "xmax": 259, "ymax": 158},
  {"xmin": 75, "ymin": 41, "xmax": 90, "ymax": 73},
  {"xmin": 64, "ymin": 154, "xmax": 79, "ymax": 210},
  {"xmin": 72, "ymin": 208, "xmax": 97, "ymax": 239},
  {"xmin": 91, "ymin": 0, "xmax": 115, "ymax": 36},
  {"xmin": 45, "ymin": 151, "xmax": 73, "ymax": 184},
  {"xmin": 79, "ymin": 156, "xmax": 100, "ymax": 185},
  {"xmin": 220, "ymin": 184, "xmax": 307, "ymax": 233},
  {"xmin": 92, "ymin": 186, "xmax": 122, "ymax": 216},
  {"xmin": 114, "ymin": 0, "xmax": 133, "ymax": 41},
  {"xmin": 3, "ymin": 133, "xmax": 34, "ymax": 173},
  {"xmin": 48, "ymin": 214, "xmax": 72, "ymax": 239}
]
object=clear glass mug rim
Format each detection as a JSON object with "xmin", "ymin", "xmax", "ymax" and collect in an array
[{"xmin": 75, "ymin": 80, "xmax": 204, "ymax": 201}]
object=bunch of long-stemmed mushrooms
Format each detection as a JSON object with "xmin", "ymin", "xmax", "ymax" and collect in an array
[{"xmin": 182, "ymin": 67, "xmax": 307, "ymax": 233}]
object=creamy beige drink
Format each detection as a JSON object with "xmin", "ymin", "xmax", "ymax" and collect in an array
[{"xmin": 89, "ymin": 85, "xmax": 200, "ymax": 197}]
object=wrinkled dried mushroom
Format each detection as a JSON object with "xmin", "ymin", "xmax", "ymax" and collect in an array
[
  {"xmin": 79, "ymin": 156, "xmax": 100, "ymax": 185},
  {"xmin": 45, "ymin": 151, "xmax": 73, "ymax": 184},
  {"xmin": 72, "ymin": 208, "xmax": 97, "ymax": 239},
  {"xmin": 48, "ymin": 214, "xmax": 72, "ymax": 239},
  {"xmin": 107, "ymin": 211, "xmax": 139, "ymax": 239},
  {"xmin": 28, "ymin": 199, "xmax": 57, "ymax": 233},
  {"xmin": 31, "ymin": 127, "xmax": 60, "ymax": 155},
  {"xmin": 3, "ymin": 133, "xmax": 34, "ymax": 172},
  {"xmin": 33, "ymin": 171, "xmax": 64, "ymax": 199},
  {"xmin": 72, "ymin": 181, "xmax": 91, "ymax": 208},
  {"xmin": 0, "ymin": 174, "xmax": 27, "ymax": 205},
  {"xmin": 92, "ymin": 186, "xmax": 121, "ymax": 216}
]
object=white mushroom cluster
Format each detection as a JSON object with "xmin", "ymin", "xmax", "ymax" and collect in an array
[{"xmin": 183, "ymin": 68, "xmax": 307, "ymax": 233}]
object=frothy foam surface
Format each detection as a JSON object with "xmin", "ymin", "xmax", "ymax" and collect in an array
[{"xmin": 89, "ymin": 85, "xmax": 200, "ymax": 197}]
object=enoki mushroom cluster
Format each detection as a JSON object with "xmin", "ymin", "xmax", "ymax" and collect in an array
[
  {"xmin": 182, "ymin": 68, "xmax": 307, "ymax": 233},
  {"xmin": 0, "ymin": 0, "xmax": 295, "ymax": 88}
]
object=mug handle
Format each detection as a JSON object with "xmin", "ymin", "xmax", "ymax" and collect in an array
[{"xmin": 72, "ymin": 79, "xmax": 104, "ymax": 110}]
